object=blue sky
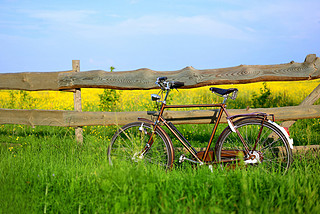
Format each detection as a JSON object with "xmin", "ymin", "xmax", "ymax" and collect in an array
[{"xmin": 0, "ymin": 0, "xmax": 319, "ymax": 73}]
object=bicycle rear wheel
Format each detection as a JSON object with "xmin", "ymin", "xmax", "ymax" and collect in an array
[
  {"xmin": 215, "ymin": 118, "xmax": 293, "ymax": 173},
  {"xmin": 108, "ymin": 122, "xmax": 174, "ymax": 168}
]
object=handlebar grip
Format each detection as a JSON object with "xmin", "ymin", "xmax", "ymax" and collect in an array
[
  {"xmin": 157, "ymin": 77, "xmax": 167, "ymax": 82},
  {"xmin": 171, "ymin": 81, "xmax": 184, "ymax": 89}
]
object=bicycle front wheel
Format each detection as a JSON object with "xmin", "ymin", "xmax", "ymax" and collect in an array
[
  {"xmin": 108, "ymin": 122, "xmax": 174, "ymax": 168},
  {"xmin": 215, "ymin": 118, "xmax": 293, "ymax": 173}
]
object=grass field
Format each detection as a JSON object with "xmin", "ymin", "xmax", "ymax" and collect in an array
[
  {"xmin": 0, "ymin": 131, "xmax": 319, "ymax": 213},
  {"xmin": 1, "ymin": 80, "xmax": 320, "ymax": 213}
]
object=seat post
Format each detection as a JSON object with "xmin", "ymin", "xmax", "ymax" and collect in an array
[{"xmin": 222, "ymin": 95, "xmax": 228, "ymax": 104}]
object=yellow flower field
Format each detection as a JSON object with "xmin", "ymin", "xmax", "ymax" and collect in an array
[{"xmin": 0, "ymin": 79, "xmax": 319, "ymax": 111}]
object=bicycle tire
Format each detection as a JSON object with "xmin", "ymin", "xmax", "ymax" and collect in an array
[
  {"xmin": 108, "ymin": 122, "xmax": 174, "ymax": 168},
  {"xmin": 215, "ymin": 118, "xmax": 293, "ymax": 173}
]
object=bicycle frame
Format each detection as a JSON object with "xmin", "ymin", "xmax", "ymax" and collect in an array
[
  {"xmin": 144, "ymin": 97, "xmax": 270, "ymax": 165},
  {"xmin": 108, "ymin": 77, "xmax": 292, "ymax": 172}
]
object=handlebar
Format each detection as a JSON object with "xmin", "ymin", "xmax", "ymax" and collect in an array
[
  {"xmin": 156, "ymin": 76, "xmax": 184, "ymax": 90},
  {"xmin": 157, "ymin": 77, "xmax": 168, "ymax": 82},
  {"xmin": 171, "ymin": 81, "xmax": 184, "ymax": 89}
]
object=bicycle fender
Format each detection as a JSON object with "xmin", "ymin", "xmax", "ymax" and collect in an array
[
  {"xmin": 137, "ymin": 117, "xmax": 154, "ymax": 124},
  {"xmin": 268, "ymin": 120, "xmax": 294, "ymax": 149},
  {"xmin": 227, "ymin": 119, "xmax": 236, "ymax": 133},
  {"xmin": 137, "ymin": 118, "xmax": 171, "ymax": 141},
  {"xmin": 229, "ymin": 116, "xmax": 264, "ymax": 127},
  {"xmin": 229, "ymin": 117, "xmax": 294, "ymax": 150}
]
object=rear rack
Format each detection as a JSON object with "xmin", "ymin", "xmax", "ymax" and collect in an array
[{"xmin": 227, "ymin": 112, "xmax": 275, "ymax": 122}]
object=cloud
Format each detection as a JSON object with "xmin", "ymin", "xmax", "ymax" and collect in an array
[
  {"xmin": 24, "ymin": 9, "xmax": 96, "ymax": 23},
  {"xmin": 5, "ymin": 0, "xmax": 320, "ymax": 44},
  {"xmin": 129, "ymin": 0, "xmax": 140, "ymax": 4},
  {"xmin": 34, "ymin": 13, "xmax": 251, "ymax": 40},
  {"xmin": 10, "ymin": 8, "xmax": 251, "ymax": 41},
  {"xmin": 217, "ymin": 1, "xmax": 320, "ymax": 39},
  {"xmin": 116, "ymin": 15, "xmax": 248, "ymax": 38}
]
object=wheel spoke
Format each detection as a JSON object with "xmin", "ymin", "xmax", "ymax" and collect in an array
[
  {"xmin": 217, "ymin": 119, "xmax": 292, "ymax": 173},
  {"xmin": 108, "ymin": 122, "xmax": 172, "ymax": 168},
  {"xmin": 260, "ymin": 138, "xmax": 282, "ymax": 151}
]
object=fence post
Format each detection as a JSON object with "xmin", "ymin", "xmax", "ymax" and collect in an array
[
  {"xmin": 280, "ymin": 83, "xmax": 320, "ymax": 129},
  {"xmin": 72, "ymin": 60, "xmax": 83, "ymax": 143}
]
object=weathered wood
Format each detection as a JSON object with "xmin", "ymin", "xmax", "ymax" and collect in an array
[
  {"xmin": 0, "ymin": 70, "xmax": 71, "ymax": 91},
  {"xmin": 0, "ymin": 109, "xmax": 65, "ymax": 127},
  {"xmin": 300, "ymin": 83, "xmax": 320, "ymax": 106},
  {"xmin": 73, "ymin": 60, "xmax": 83, "ymax": 143},
  {"xmin": 1, "ymin": 54, "xmax": 319, "ymax": 91},
  {"xmin": 293, "ymin": 145, "xmax": 320, "ymax": 154},
  {"xmin": 280, "ymin": 83, "xmax": 320, "ymax": 128},
  {"xmin": 58, "ymin": 54, "xmax": 320, "ymax": 90},
  {"xmin": 1, "ymin": 105, "xmax": 319, "ymax": 127}
]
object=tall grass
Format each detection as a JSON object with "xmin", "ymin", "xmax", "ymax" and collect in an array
[{"xmin": 1, "ymin": 128, "xmax": 319, "ymax": 213}]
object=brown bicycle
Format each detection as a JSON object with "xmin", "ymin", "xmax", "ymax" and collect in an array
[{"xmin": 108, "ymin": 77, "xmax": 293, "ymax": 173}]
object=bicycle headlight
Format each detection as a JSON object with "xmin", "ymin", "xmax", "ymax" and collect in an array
[{"xmin": 151, "ymin": 94, "xmax": 161, "ymax": 101}]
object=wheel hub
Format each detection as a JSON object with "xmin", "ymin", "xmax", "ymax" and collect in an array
[
  {"xmin": 132, "ymin": 152, "xmax": 144, "ymax": 162},
  {"xmin": 244, "ymin": 151, "xmax": 263, "ymax": 164}
]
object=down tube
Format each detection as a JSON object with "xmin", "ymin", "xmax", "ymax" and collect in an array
[{"xmin": 160, "ymin": 117, "xmax": 203, "ymax": 163}]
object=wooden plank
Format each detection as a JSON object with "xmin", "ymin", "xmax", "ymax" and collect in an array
[
  {"xmin": 1, "ymin": 105, "xmax": 319, "ymax": 127},
  {"xmin": 0, "ymin": 109, "xmax": 65, "ymax": 127},
  {"xmin": 0, "ymin": 70, "xmax": 72, "ymax": 91},
  {"xmin": 62, "ymin": 111, "xmax": 154, "ymax": 127},
  {"xmin": 58, "ymin": 54, "xmax": 320, "ymax": 90},
  {"xmin": 300, "ymin": 83, "xmax": 320, "ymax": 106},
  {"xmin": 293, "ymin": 145, "xmax": 320, "ymax": 154},
  {"xmin": 1, "ymin": 54, "xmax": 319, "ymax": 91},
  {"xmin": 280, "ymin": 83, "xmax": 320, "ymax": 128}
]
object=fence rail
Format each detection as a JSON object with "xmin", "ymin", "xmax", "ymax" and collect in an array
[
  {"xmin": 0, "ymin": 105, "xmax": 320, "ymax": 127},
  {"xmin": 0, "ymin": 54, "xmax": 319, "ymax": 91},
  {"xmin": 1, "ymin": 54, "xmax": 320, "ymax": 143}
]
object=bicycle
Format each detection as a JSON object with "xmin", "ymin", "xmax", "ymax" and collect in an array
[{"xmin": 108, "ymin": 77, "xmax": 294, "ymax": 173}]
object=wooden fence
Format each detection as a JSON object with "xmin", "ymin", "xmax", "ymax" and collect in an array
[{"xmin": 1, "ymin": 54, "xmax": 320, "ymax": 143}]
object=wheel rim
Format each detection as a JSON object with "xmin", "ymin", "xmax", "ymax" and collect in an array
[
  {"xmin": 108, "ymin": 123, "xmax": 171, "ymax": 168},
  {"xmin": 217, "ymin": 120, "xmax": 292, "ymax": 173}
]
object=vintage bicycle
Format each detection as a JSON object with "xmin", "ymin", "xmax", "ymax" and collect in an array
[{"xmin": 108, "ymin": 77, "xmax": 293, "ymax": 173}]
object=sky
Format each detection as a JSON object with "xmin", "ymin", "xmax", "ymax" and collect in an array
[{"xmin": 0, "ymin": 0, "xmax": 320, "ymax": 73}]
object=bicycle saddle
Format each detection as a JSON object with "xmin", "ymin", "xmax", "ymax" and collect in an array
[{"xmin": 209, "ymin": 87, "xmax": 238, "ymax": 96}]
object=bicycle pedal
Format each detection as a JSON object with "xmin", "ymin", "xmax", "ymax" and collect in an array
[
  {"xmin": 179, "ymin": 154, "xmax": 185, "ymax": 163},
  {"xmin": 138, "ymin": 123, "xmax": 148, "ymax": 134},
  {"xmin": 208, "ymin": 165, "xmax": 213, "ymax": 173}
]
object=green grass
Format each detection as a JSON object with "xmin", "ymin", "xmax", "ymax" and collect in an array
[{"xmin": 0, "ymin": 124, "xmax": 320, "ymax": 213}]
